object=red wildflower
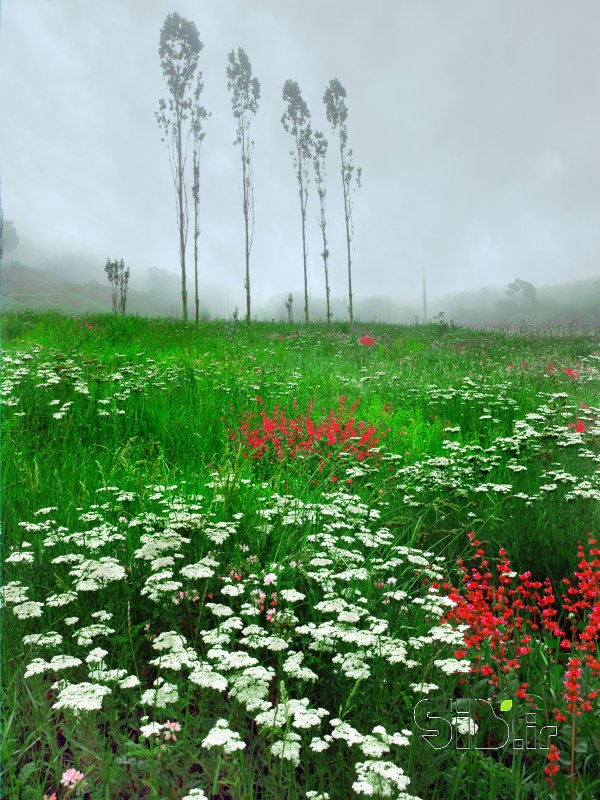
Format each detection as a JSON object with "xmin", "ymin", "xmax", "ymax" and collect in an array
[
  {"xmin": 359, "ymin": 335, "xmax": 376, "ymax": 347},
  {"xmin": 233, "ymin": 398, "xmax": 384, "ymax": 464},
  {"xmin": 544, "ymin": 744, "xmax": 560, "ymax": 786}
]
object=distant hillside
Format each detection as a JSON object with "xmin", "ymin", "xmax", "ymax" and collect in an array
[
  {"xmin": 2, "ymin": 259, "xmax": 599, "ymax": 327},
  {"xmin": 438, "ymin": 278, "xmax": 600, "ymax": 327}
]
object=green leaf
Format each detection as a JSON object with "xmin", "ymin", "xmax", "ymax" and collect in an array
[{"xmin": 500, "ymin": 699, "xmax": 513, "ymax": 712}]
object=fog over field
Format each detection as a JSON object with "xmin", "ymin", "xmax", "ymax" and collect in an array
[{"xmin": 2, "ymin": 1, "xmax": 600, "ymax": 319}]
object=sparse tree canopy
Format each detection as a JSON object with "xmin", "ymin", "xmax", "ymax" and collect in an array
[
  {"xmin": 156, "ymin": 13, "xmax": 203, "ymax": 321},
  {"xmin": 227, "ymin": 47, "xmax": 260, "ymax": 325},
  {"xmin": 507, "ymin": 278, "xmax": 537, "ymax": 312},
  {"xmin": 104, "ymin": 258, "xmax": 130, "ymax": 316},
  {"xmin": 282, "ymin": 80, "xmax": 312, "ymax": 324},
  {"xmin": 324, "ymin": 78, "xmax": 349, "ymax": 138},
  {"xmin": 323, "ymin": 79, "xmax": 361, "ymax": 325},
  {"xmin": 158, "ymin": 13, "xmax": 202, "ymax": 107}
]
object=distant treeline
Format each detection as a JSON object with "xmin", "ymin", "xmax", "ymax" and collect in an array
[
  {"xmin": 3, "ymin": 260, "xmax": 598, "ymax": 327},
  {"xmin": 438, "ymin": 280, "xmax": 600, "ymax": 328}
]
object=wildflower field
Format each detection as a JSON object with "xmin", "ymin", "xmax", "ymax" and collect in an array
[{"xmin": 2, "ymin": 311, "xmax": 599, "ymax": 800}]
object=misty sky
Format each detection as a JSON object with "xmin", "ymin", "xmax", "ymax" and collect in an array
[{"xmin": 2, "ymin": 1, "xmax": 600, "ymax": 315}]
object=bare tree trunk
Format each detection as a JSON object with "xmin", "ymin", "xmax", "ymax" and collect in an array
[
  {"xmin": 242, "ymin": 138, "xmax": 251, "ymax": 325},
  {"xmin": 301, "ymin": 188, "xmax": 308, "ymax": 324},
  {"xmin": 193, "ymin": 157, "xmax": 200, "ymax": 324},
  {"xmin": 321, "ymin": 228, "xmax": 331, "ymax": 324},
  {"xmin": 341, "ymin": 141, "xmax": 353, "ymax": 325},
  {"xmin": 177, "ymin": 117, "xmax": 188, "ymax": 321},
  {"xmin": 194, "ymin": 225, "xmax": 199, "ymax": 324},
  {"xmin": 317, "ymin": 185, "xmax": 331, "ymax": 324}
]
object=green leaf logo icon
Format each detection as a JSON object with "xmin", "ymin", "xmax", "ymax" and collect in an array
[{"xmin": 500, "ymin": 699, "xmax": 513, "ymax": 712}]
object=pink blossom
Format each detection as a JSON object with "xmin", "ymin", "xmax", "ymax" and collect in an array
[
  {"xmin": 163, "ymin": 719, "xmax": 181, "ymax": 741},
  {"xmin": 263, "ymin": 572, "xmax": 277, "ymax": 586},
  {"xmin": 60, "ymin": 768, "xmax": 84, "ymax": 789}
]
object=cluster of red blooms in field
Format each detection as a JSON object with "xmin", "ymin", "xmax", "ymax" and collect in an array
[
  {"xmin": 438, "ymin": 532, "xmax": 600, "ymax": 786},
  {"xmin": 231, "ymin": 397, "xmax": 384, "ymax": 463},
  {"xmin": 359, "ymin": 335, "xmax": 376, "ymax": 347}
]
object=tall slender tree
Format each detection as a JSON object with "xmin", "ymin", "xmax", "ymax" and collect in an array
[
  {"xmin": 227, "ymin": 47, "xmax": 260, "ymax": 325},
  {"xmin": 156, "ymin": 13, "xmax": 203, "ymax": 321},
  {"xmin": 312, "ymin": 131, "xmax": 331, "ymax": 323},
  {"xmin": 323, "ymin": 79, "xmax": 361, "ymax": 324},
  {"xmin": 281, "ymin": 80, "xmax": 312, "ymax": 324},
  {"xmin": 191, "ymin": 72, "xmax": 209, "ymax": 324}
]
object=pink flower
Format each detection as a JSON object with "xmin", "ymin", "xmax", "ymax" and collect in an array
[
  {"xmin": 263, "ymin": 572, "xmax": 277, "ymax": 586},
  {"xmin": 61, "ymin": 768, "xmax": 84, "ymax": 788},
  {"xmin": 44, "ymin": 794, "xmax": 57, "ymax": 800},
  {"xmin": 163, "ymin": 719, "xmax": 181, "ymax": 741}
]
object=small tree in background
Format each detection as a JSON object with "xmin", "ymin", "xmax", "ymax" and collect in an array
[
  {"xmin": 282, "ymin": 80, "xmax": 312, "ymax": 324},
  {"xmin": 507, "ymin": 278, "xmax": 538, "ymax": 313},
  {"xmin": 312, "ymin": 130, "xmax": 332, "ymax": 323},
  {"xmin": 227, "ymin": 47, "xmax": 260, "ymax": 325},
  {"xmin": 105, "ymin": 258, "xmax": 130, "ymax": 315},
  {"xmin": 285, "ymin": 292, "xmax": 294, "ymax": 323},
  {"xmin": 323, "ymin": 78, "xmax": 361, "ymax": 324},
  {"xmin": 156, "ymin": 13, "xmax": 203, "ymax": 321},
  {"xmin": 191, "ymin": 72, "xmax": 209, "ymax": 324}
]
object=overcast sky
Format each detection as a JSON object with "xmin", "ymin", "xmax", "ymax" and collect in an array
[{"xmin": 2, "ymin": 1, "xmax": 600, "ymax": 316}]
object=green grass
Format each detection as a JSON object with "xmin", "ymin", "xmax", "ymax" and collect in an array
[{"xmin": 2, "ymin": 311, "xmax": 599, "ymax": 800}]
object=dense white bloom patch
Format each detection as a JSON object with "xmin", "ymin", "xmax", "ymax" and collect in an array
[
  {"xmin": 201, "ymin": 719, "xmax": 245, "ymax": 752},
  {"xmin": 52, "ymin": 681, "xmax": 112, "ymax": 714},
  {"xmin": 140, "ymin": 678, "xmax": 179, "ymax": 708}
]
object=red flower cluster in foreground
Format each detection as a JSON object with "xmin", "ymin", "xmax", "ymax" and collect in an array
[
  {"xmin": 359, "ymin": 335, "xmax": 376, "ymax": 347},
  {"xmin": 441, "ymin": 532, "xmax": 600, "ymax": 785},
  {"xmin": 232, "ymin": 397, "xmax": 383, "ymax": 463}
]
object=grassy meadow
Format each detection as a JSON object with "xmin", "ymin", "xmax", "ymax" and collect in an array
[{"xmin": 1, "ymin": 310, "xmax": 599, "ymax": 800}]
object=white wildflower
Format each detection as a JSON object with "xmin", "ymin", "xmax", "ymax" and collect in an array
[
  {"xmin": 201, "ymin": 719, "xmax": 245, "ymax": 753},
  {"xmin": 13, "ymin": 601, "xmax": 44, "ymax": 619},
  {"xmin": 53, "ymin": 681, "xmax": 112, "ymax": 714}
]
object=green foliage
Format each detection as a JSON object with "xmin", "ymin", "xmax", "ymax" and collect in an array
[{"xmin": 2, "ymin": 312, "xmax": 599, "ymax": 799}]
